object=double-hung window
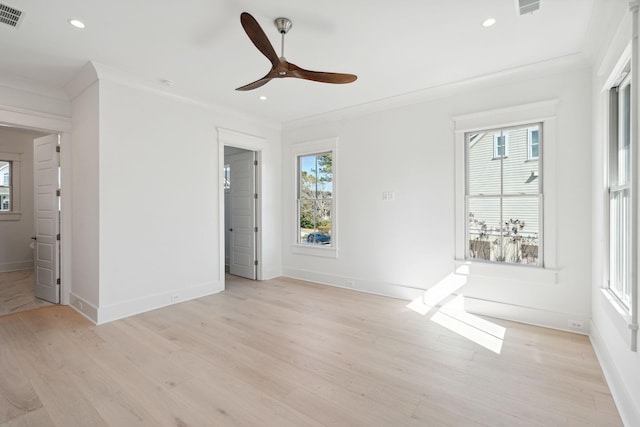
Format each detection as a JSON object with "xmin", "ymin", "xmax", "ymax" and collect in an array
[
  {"xmin": 0, "ymin": 160, "xmax": 12, "ymax": 212},
  {"xmin": 466, "ymin": 124, "xmax": 542, "ymax": 265},
  {"xmin": 297, "ymin": 152, "xmax": 333, "ymax": 246},
  {"xmin": 608, "ymin": 62, "xmax": 632, "ymax": 309}
]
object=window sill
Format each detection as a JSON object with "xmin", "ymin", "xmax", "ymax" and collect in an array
[
  {"xmin": 0, "ymin": 211, "xmax": 22, "ymax": 221},
  {"xmin": 600, "ymin": 288, "xmax": 632, "ymax": 322},
  {"xmin": 292, "ymin": 244, "xmax": 338, "ymax": 259},
  {"xmin": 454, "ymin": 259, "xmax": 557, "ymax": 285}
]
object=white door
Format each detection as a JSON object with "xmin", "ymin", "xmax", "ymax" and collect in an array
[
  {"xmin": 33, "ymin": 135, "xmax": 60, "ymax": 303},
  {"xmin": 228, "ymin": 151, "xmax": 257, "ymax": 279}
]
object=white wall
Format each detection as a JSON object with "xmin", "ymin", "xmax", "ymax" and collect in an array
[
  {"xmin": 0, "ymin": 127, "xmax": 42, "ymax": 271},
  {"xmin": 69, "ymin": 80, "xmax": 101, "ymax": 318},
  {"xmin": 588, "ymin": 1, "xmax": 640, "ymax": 425},
  {"xmin": 282, "ymin": 60, "xmax": 593, "ymax": 330},
  {"xmin": 66, "ymin": 65, "xmax": 282, "ymax": 324}
]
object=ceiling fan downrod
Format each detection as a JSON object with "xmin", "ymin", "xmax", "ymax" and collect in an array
[{"xmin": 274, "ymin": 17, "xmax": 292, "ymax": 59}]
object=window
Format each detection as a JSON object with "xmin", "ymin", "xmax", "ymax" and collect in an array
[
  {"xmin": 0, "ymin": 160, "xmax": 11, "ymax": 212},
  {"xmin": 297, "ymin": 152, "xmax": 333, "ymax": 246},
  {"xmin": 466, "ymin": 124, "xmax": 542, "ymax": 265},
  {"xmin": 608, "ymin": 62, "xmax": 632, "ymax": 309},
  {"xmin": 528, "ymin": 127, "xmax": 539, "ymax": 160},
  {"xmin": 223, "ymin": 164, "xmax": 230, "ymax": 190},
  {"xmin": 493, "ymin": 133, "xmax": 508, "ymax": 158}
]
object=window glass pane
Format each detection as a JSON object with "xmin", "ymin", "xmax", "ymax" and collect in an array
[
  {"xmin": 466, "ymin": 123, "xmax": 542, "ymax": 266},
  {"xmin": 503, "ymin": 126, "xmax": 539, "ymax": 195},
  {"xmin": 223, "ymin": 164, "xmax": 230, "ymax": 190},
  {"xmin": 0, "ymin": 161, "xmax": 10, "ymax": 212},
  {"xmin": 468, "ymin": 131, "xmax": 501, "ymax": 195},
  {"xmin": 298, "ymin": 152, "xmax": 333, "ymax": 246},
  {"xmin": 617, "ymin": 83, "xmax": 631, "ymax": 185},
  {"xmin": 610, "ymin": 188, "xmax": 631, "ymax": 306},
  {"xmin": 468, "ymin": 197, "xmax": 502, "ymax": 261},
  {"xmin": 502, "ymin": 196, "xmax": 539, "ymax": 265},
  {"xmin": 299, "ymin": 199, "xmax": 317, "ymax": 243}
]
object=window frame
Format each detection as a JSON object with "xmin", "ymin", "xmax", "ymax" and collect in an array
[
  {"xmin": 607, "ymin": 62, "xmax": 632, "ymax": 311},
  {"xmin": 0, "ymin": 152, "xmax": 21, "ymax": 221},
  {"xmin": 453, "ymin": 100, "xmax": 558, "ymax": 284},
  {"xmin": 290, "ymin": 137, "xmax": 338, "ymax": 258}
]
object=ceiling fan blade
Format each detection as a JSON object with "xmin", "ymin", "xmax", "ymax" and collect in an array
[
  {"xmin": 240, "ymin": 12, "xmax": 279, "ymax": 67},
  {"xmin": 287, "ymin": 63, "xmax": 357, "ymax": 84},
  {"xmin": 235, "ymin": 76, "xmax": 273, "ymax": 91}
]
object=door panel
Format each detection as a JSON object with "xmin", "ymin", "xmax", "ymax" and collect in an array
[
  {"xmin": 33, "ymin": 134, "xmax": 60, "ymax": 303},
  {"xmin": 228, "ymin": 151, "xmax": 256, "ymax": 280}
]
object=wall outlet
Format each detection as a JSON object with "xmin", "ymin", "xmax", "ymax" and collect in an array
[
  {"xmin": 568, "ymin": 319, "xmax": 584, "ymax": 329},
  {"xmin": 170, "ymin": 294, "xmax": 180, "ymax": 303},
  {"xmin": 346, "ymin": 280, "xmax": 355, "ymax": 288},
  {"xmin": 79, "ymin": 301, "xmax": 84, "ymax": 310}
]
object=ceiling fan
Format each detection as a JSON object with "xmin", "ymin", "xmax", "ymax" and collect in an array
[{"xmin": 236, "ymin": 12, "xmax": 358, "ymax": 91}]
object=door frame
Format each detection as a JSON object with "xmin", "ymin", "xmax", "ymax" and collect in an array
[
  {"xmin": 217, "ymin": 128, "xmax": 264, "ymax": 285},
  {"xmin": 0, "ymin": 106, "xmax": 72, "ymax": 305}
]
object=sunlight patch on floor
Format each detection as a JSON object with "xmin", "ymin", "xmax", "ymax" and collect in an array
[{"xmin": 406, "ymin": 274, "xmax": 505, "ymax": 354}]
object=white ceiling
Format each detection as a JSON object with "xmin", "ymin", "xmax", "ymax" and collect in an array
[{"xmin": 0, "ymin": 0, "xmax": 596, "ymax": 123}]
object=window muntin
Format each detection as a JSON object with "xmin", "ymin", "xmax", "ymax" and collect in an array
[
  {"xmin": 466, "ymin": 124, "xmax": 542, "ymax": 265},
  {"xmin": 608, "ymin": 65, "xmax": 632, "ymax": 309},
  {"xmin": 0, "ymin": 161, "xmax": 11, "ymax": 212},
  {"xmin": 297, "ymin": 152, "xmax": 333, "ymax": 246}
]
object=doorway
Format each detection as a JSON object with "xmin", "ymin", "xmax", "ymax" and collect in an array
[
  {"xmin": 224, "ymin": 146, "xmax": 258, "ymax": 280},
  {"xmin": 0, "ymin": 128, "xmax": 61, "ymax": 315}
]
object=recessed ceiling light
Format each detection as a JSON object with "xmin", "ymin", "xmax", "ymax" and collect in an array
[
  {"xmin": 482, "ymin": 18, "xmax": 496, "ymax": 27},
  {"xmin": 259, "ymin": 96, "xmax": 267, "ymax": 101},
  {"xmin": 69, "ymin": 19, "xmax": 85, "ymax": 29}
]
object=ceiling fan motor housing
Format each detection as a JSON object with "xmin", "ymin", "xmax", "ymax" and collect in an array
[{"xmin": 274, "ymin": 17, "xmax": 292, "ymax": 34}]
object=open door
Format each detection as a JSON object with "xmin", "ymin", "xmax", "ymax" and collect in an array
[
  {"xmin": 33, "ymin": 135, "xmax": 60, "ymax": 303},
  {"xmin": 228, "ymin": 150, "xmax": 257, "ymax": 280}
]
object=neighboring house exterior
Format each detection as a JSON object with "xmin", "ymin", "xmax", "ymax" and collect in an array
[
  {"xmin": 0, "ymin": 161, "xmax": 9, "ymax": 211},
  {"xmin": 467, "ymin": 125, "xmax": 540, "ymax": 263}
]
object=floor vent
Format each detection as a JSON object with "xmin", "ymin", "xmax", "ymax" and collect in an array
[
  {"xmin": 517, "ymin": 0, "xmax": 540, "ymax": 15},
  {"xmin": 0, "ymin": 3, "xmax": 23, "ymax": 28}
]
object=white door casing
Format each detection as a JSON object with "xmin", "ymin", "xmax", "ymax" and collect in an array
[
  {"xmin": 228, "ymin": 151, "xmax": 257, "ymax": 279},
  {"xmin": 33, "ymin": 134, "xmax": 60, "ymax": 303}
]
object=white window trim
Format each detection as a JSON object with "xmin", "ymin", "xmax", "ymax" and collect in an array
[
  {"xmin": 290, "ymin": 137, "xmax": 338, "ymax": 258},
  {"xmin": 527, "ymin": 127, "xmax": 540, "ymax": 160},
  {"xmin": 492, "ymin": 132, "xmax": 509, "ymax": 158},
  {"xmin": 453, "ymin": 100, "xmax": 558, "ymax": 284},
  {"xmin": 0, "ymin": 152, "xmax": 21, "ymax": 221}
]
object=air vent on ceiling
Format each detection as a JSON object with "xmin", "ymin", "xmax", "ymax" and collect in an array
[
  {"xmin": 0, "ymin": 3, "xmax": 23, "ymax": 28},
  {"xmin": 517, "ymin": 0, "xmax": 540, "ymax": 15}
]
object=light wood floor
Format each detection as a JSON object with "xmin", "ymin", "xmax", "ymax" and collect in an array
[
  {"xmin": 0, "ymin": 270, "xmax": 52, "ymax": 317},
  {"xmin": 0, "ymin": 275, "xmax": 623, "ymax": 426}
]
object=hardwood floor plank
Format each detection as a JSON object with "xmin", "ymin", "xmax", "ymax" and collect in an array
[{"xmin": 0, "ymin": 275, "xmax": 623, "ymax": 426}]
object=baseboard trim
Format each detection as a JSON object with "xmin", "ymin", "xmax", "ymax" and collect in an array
[
  {"xmin": 590, "ymin": 320, "xmax": 640, "ymax": 427},
  {"xmin": 0, "ymin": 260, "xmax": 33, "ymax": 273},
  {"xmin": 282, "ymin": 268, "xmax": 426, "ymax": 301},
  {"xmin": 462, "ymin": 296, "xmax": 590, "ymax": 334},
  {"xmin": 69, "ymin": 293, "xmax": 99, "ymax": 324},
  {"xmin": 95, "ymin": 280, "xmax": 224, "ymax": 325}
]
